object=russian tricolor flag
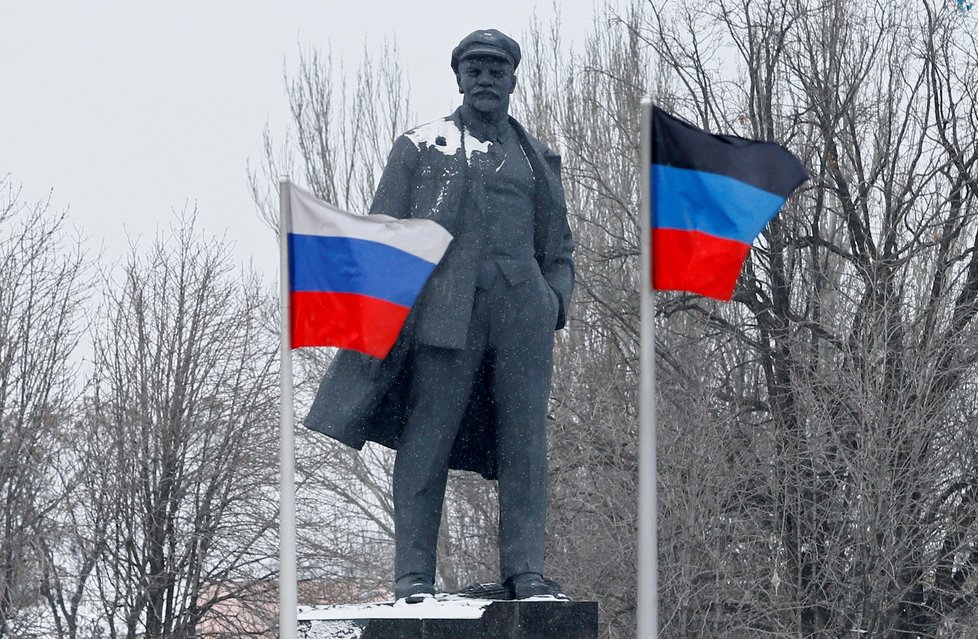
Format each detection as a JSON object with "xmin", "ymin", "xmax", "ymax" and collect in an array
[
  {"xmin": 651, "ymin": 107, "xmax": 808, "ymax": 300},
  {"xmin": 285, "ymin": 182, "xmax": 452, "ymax": 358}
]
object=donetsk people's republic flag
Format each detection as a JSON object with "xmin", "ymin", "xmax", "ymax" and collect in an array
[
  {"xmin": 651, "ymin": 107, "xmax": 808, "ymax": 300},
  {"xmin": 287, "ymin": 182, "xmax": 452, "ymax": 358}
]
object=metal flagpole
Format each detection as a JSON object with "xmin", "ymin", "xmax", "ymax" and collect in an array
[
  {"xmin": 637, "ymin": 97, "xmax": 659, "ymax": 638},
  {"xmin": 278, "ymin": 176, "xmax": 298, "ymax": 639}
]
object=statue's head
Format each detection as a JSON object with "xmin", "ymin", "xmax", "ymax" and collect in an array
[{"xmin": 451, "ymin": 29, "xmax": 521, "ymax": 120}]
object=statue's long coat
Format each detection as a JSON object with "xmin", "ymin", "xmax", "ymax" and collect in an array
[{"xmin": 303, "ymin": 108, "xmax": 575, "ymax": 480}]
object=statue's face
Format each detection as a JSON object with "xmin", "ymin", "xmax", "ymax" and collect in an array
[{"xmin": 456, "ymin": 55, "xmax": 517, "ymax": 120}]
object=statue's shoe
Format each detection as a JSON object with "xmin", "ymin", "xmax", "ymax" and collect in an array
[
  {"xmin": 394, "ymin": 573, "xmax": 435, "ymax": 603},
  {"xmin": 504, "ymin": 573, "xmax": 569, "ymax": 600},
  {"xmin": 454, "ymin": 581, "xmax": 513, "ymax": 600}
]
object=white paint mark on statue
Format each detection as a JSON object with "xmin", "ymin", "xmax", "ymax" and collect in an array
[
  {"xmin": 406, "ymin": 120, "xmax": 460, "ymax": 155},
  {"xmin": 463, "ymin": 129, "xmax": 491, "ymax": 159},
  {"xmin": 434, "ymin": 185, "xmax": 449, "ymax": 208},
  {"xmin": 405, "ymin": 119, "xmax": 491, "ymax": 161}
]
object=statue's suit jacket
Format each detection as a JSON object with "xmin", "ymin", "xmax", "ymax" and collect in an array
[{"xmin": 304, "ymin": 108, "xmax": 575, "ymax": 480}]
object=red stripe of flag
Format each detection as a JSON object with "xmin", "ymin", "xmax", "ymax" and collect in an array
[
  {"xmin": 290, "ymin": 291, "xmax": 410, "ymax": 358},
  {"xmin": 652, "ymin": 228, "xmax": 751, "ymax": 301}
]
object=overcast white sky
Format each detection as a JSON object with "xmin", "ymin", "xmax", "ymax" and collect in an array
[{"xmin": 0, "ymin": 1, "xmax": 597, "ymax": 282}]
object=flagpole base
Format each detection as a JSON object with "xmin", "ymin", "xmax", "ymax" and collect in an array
[{"xmin": 295, "ymin": 599, "xmax": 598, "ymax": 639}]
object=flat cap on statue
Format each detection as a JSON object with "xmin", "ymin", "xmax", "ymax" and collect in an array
[{"xmin": 451, "ymin": 29, "xmax": 521, "ymax": 72}]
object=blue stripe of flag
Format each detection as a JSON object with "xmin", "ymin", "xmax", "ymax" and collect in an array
[
  {"xmin": 653, "ymin": 165, "xmax": 786, "ymax": 244},
  {"xmin": 288, "ymin": 234, "xmax": 437, "ymax": 307}
]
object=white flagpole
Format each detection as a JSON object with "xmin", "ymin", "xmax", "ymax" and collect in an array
[
  {"xmin": 638, "ymin": 97, "xmax": 659, "ymax": 638},
  {"xmin": 278, "ymin": 176, "xmax": 298, "ymax": 639}
]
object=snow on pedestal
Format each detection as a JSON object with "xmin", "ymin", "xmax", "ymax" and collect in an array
[{"xmin": 296, "ymin": 595, "xmax": 598, "ymax": 639}]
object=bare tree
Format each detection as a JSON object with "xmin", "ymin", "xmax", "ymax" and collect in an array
[
  {"xmin": 45, "ymin": 213, "xmax": 281, "ymax": 639},
  {"xmin": 249, "ymin": 40, "xmax": 414, "ymax": 231},
  {"xmin": 0, "ymin": 176, "xmax": 87, "ymax": 638},
  {"xmin": 580, "ymin": 0, "xmax": 978, "ymax": 636}
]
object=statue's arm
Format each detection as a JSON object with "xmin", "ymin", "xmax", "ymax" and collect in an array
[
  {"xmin": 543, "ymin": 154, "xmax": 575, "ymax": 331},
  {"xmin": 369, "ymin": 135, "xmax": 421, "ymax": 219},
  {"xmin": 545, "ymin": 213, "xmax": 574, "ymax": 330}
]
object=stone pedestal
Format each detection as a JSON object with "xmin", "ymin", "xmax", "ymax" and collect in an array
[{"xmin": 297, "ymin": 598, "xmax": 598, "ymax": 639}]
